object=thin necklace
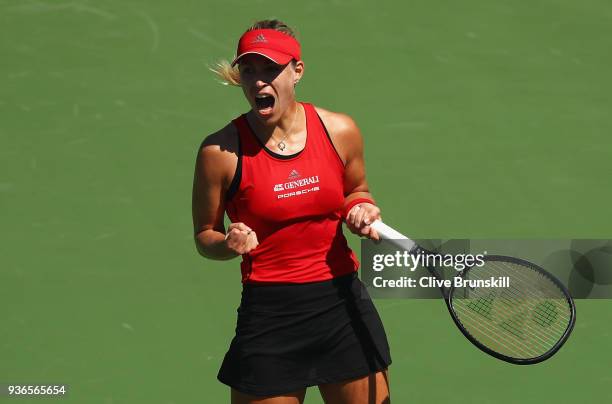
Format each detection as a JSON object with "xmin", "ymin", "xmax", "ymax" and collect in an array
[{"xmin": 271, "ymin": 104, "xmax": 299, "ymax": 151}]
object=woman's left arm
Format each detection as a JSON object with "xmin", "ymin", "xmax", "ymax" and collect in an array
[{"xmin": 318, "ymin": 108, "xmax": 381, "ymax": 240}]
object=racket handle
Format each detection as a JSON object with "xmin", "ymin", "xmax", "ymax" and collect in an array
[{"xmin": 370, "ymin": 220, "xmax": 418, "ymax": 252}]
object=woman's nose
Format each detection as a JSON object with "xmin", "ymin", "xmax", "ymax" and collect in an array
[{"xmin": 255, "ymin": 79, "xmax": 268, "ymax": 89}]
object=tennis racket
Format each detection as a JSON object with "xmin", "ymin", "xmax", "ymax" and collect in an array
[{"xmin": 370, "ymin": 220, "xmax": 576, "ymax": 365}]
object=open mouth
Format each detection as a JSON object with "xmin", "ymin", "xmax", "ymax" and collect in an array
[{"xmin": 255, "ymin": 94, "xmax": 275, "ymax": 113}]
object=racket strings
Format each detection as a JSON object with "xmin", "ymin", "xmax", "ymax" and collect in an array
[
  {"xmin": 455, "ymin": 299, "xmax": 558, "ymax": 357},
  {"xmin": 454, "ymin": 271, "xmax": 569, "ymax": 355},
  {"xmin": 484, "ymin": 262, "xmax": 571, "ymax": 326},
  {"xmin": 460, "ymin": 263, "xmax": 570, "ymax": 342},
  {"xmin": 464, "ymin": 293, "xmax": 496, "ymax": 321},
  {"xmin": 453, "ymin": 303, "xmax": 542, "ymax": 357},
  {"xmin": 532, "ymin": 301, "xmax": 559, "ymax": 326},
  {"xmin": 451, "ymin": 259, "xmax": 572, "ymax": 360},
  {"xmin": 460, "ymin": 263, "xmax": 571, "ymax": 333},
  {"xmin": 492, "ymin": 273, "xmax": 570, "ymax": 336},
  {"xmin": 459, "ymin": 294, "xmax": 558, "ymax": 351},
  {"xmin": 495, "ymin": 289, "xmax": 568, "ymax": 339}
]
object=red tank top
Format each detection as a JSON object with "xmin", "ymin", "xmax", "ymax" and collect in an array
[{"xmin": 226, "ymin": 102, "xmax": 359, "ymax": 283}]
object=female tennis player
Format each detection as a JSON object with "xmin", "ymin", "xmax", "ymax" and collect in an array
[{"xmin": 192, "ymin": 19, "xmax": 391, "ymax": 404}]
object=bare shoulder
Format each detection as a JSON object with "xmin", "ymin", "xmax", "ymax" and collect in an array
[
  {"xmin": 195, "ymin": 122, "xmax": 239, "ymax": 183},
  {"xmin": 199, "ymin": 122, "xmax": 239, "ymax": 156},
  {"xmin": 314, "ymin": 106, "xmax": 362, "ymax": 140},
  {"xmin": 314, "ymin": 106, "xmax": 363, "ymax": 163}
]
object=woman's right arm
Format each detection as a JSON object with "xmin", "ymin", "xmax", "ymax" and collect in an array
[{"xmin": 192, "ymin": 127, "xmax": 258, "ymax": 260}]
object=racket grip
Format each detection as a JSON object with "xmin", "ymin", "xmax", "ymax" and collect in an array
[{"xmin": 370, "ymin": 220, "xmax": 418, "ymax": 252}]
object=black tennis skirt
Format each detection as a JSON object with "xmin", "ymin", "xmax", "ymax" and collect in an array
[{"xmin": 217, "ymin": 272, "xmax": 392, "ymax": 397}]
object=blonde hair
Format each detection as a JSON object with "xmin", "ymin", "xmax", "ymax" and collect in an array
[{"xmin": 210, "ymin": 19, "xmax": 298, "ymax": 86}]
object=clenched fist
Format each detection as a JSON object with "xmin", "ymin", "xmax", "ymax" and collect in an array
[{"xmin": 224, "ymin": 222, "xmax": 259, "ymax": 254}]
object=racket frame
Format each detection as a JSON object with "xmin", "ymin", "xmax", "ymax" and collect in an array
[
  {"xmin": 446, "ymin": 254, "xmax": 576, "ymax": 365},
  {"xmin": 370, "ymin": 220, "xmax": 576, "ymax": 365}
]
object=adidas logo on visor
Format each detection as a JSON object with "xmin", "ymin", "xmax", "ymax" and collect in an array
[{"xmin": 252, "ymin": 34, "xmax": 267, "ymax": 43}]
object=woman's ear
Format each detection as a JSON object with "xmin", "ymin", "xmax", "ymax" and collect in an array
[{"xmin": 293, "ymin": 60, "xmax": 305, "ymax": 83}]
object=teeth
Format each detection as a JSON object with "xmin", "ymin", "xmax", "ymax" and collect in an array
[{"xmin": 256, "ymin": 94, "xmax": 272, "ymax": 99}]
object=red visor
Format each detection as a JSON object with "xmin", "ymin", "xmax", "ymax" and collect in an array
[{"xmin": 231, "ymin": 29, "xmax": 301, "ymax": 66}]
